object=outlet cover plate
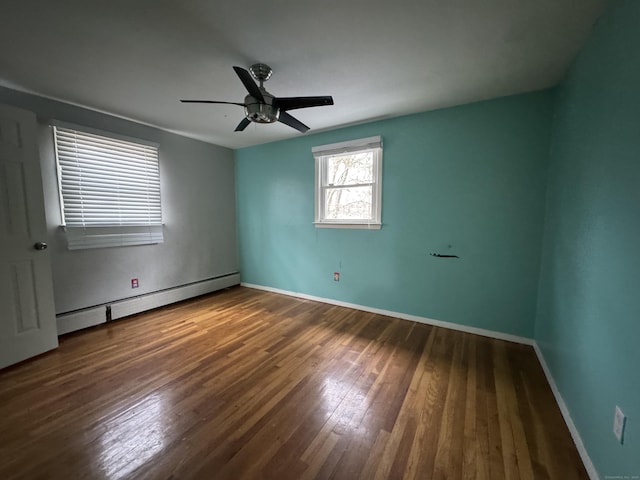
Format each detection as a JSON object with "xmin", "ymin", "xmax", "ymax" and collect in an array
[{"xmin": 613, "ymin": 405, "xmax": 626, "ymax": 444}]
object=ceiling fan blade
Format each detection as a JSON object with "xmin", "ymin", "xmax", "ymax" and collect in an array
[
  {"xmin": 278, "ymin": 111, "xmax": 310, "ymax": 133},
  {"xmin": 274, "ymin": 96, "xmax": 334, "ymax": 112},
  {"xmin": 180, "ymin": 100, "xmax": 246, "ymax": 106},
  {"xmin": 235, "ymin": 118, "xmax": 252, "ymax": 132},
  {"xmin": 233, "ymin": 66, "xmax": 265, "ymax": 103}
]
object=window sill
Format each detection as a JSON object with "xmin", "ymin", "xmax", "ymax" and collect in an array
[{"xmin": 313, "ymin": 222, "xmax": 382, "ymax": 230}]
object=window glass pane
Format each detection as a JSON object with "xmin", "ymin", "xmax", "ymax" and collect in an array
[
  {"xmin": 326, "ymin": 152, "xmax": 373, "ymax": 186},
  {"xmin": 324, "ymin": 186, "xmax": 372, "ymax": 220}
]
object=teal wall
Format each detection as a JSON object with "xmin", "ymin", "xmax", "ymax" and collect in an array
[
  {"xmin": 236, "ymin": 92, "xmax": 553, "ymax": 338},
  {"xmin": 535, "ymin": 0, "xmax": 640, "ymax": 476}
]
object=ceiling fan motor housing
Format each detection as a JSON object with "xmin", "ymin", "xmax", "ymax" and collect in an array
[{"xmin": 244, "ymin": 93, "xmax": 279, "ymax": 123}]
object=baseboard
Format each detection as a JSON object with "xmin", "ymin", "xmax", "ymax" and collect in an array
[
  {"xmin": 240, "ymin": 282, "xmax": 534, "ymax": 346},
  {"xmin": 57, "ymin": 306, "xmax": 106, "ymax": 335},
  {"xmin": 57, "ymin": 273, "xmax": 240, "ymax": 334},
  {"xmin": 532, "ymin": 343, "xmax": 599, "ymax": 480},
  {"xmin": 111, "ymin": 273, "xmax": 240, "ymax": 320}
]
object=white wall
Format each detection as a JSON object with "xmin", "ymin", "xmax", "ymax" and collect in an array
[{"xmin": 0, "ymin": 86, "xmax": 238, "ymax": 314}]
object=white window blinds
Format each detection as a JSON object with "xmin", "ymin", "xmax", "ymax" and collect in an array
[{"xmin": 53, "ymin": 125, "xmax": 163, "ymax": 250}]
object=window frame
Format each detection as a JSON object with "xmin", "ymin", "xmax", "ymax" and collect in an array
[
  {"xmin": 313, "ymin": 136, "xmax": 382, "ymax": 229},
  {"xmin": 52, "ymin": 122, "xmax": 163, "ymax": 250}
]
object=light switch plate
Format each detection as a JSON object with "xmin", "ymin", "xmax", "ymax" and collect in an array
[{"xmin": 613, "ymin": 406, "xmax": 626, "ymax": 444}]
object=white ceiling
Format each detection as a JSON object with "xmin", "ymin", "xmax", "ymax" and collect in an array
[{"xmin": 0, "ymin": 0, "xmax": 609, "ymax": 149}]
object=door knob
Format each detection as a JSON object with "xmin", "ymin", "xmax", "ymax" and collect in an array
[{"xmin": 34, "ymin": 242, "xmax": 48, "ymax": 251}]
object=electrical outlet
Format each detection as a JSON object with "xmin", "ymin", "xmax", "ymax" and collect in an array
[
  {"xmin": 333, "ymin": 272, "xmax": 340, "ymax": 282},
  {"xmin": 613, "ymin": 406, "xmax": 626, "ymax": 444},
  {"xmin": 131, "ymin": 278, "xmax": 139, "ymax": 289}
]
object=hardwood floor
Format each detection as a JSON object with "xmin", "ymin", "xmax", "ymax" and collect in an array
[{"xmin": 0, "ymin": 286, "xmax": 587, "ymax": 479}]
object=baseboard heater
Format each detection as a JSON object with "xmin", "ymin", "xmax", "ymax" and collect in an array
[{"xmin": 56, "ymin": 273, "xmax": 240, "ymax": 335}]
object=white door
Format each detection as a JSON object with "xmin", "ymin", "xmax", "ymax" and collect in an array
[{"xmin": 0, "ymin": 104, "xmax": 57, "ymax": 369}]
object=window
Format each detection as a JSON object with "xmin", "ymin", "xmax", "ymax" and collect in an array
[
  {"xmin": 313, "ymin": 136, "xmax": 382, "ymax": 229},
  {"xmin": 53, "ymin": 124, "xmax": 163, "ymax": 250}
]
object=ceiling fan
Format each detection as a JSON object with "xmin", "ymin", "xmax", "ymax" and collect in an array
[{"xmin": 181, "ymin": 63, "xmax": 334, "ymax": 133}]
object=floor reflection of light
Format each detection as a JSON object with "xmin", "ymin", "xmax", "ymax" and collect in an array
[
  {"xmin": 99, "ymin": 393, "xmax": 166, "ymax": 479},
  {"xmin": 322, "ymin": 376, "xmax": 368, "ymax": 429},
  {"xmin": 323, "ymin": 377, "xmax": 348, "ymax": 412}
]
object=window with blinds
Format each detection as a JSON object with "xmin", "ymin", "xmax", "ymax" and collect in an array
[{"xmin": 53, "ymin": 125, "xmax": 164, "ymax": 250}]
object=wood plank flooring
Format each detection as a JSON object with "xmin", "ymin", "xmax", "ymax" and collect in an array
[{"xmin": 0, "ymin": 286, "xmax": 588, "ymax": 479}]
